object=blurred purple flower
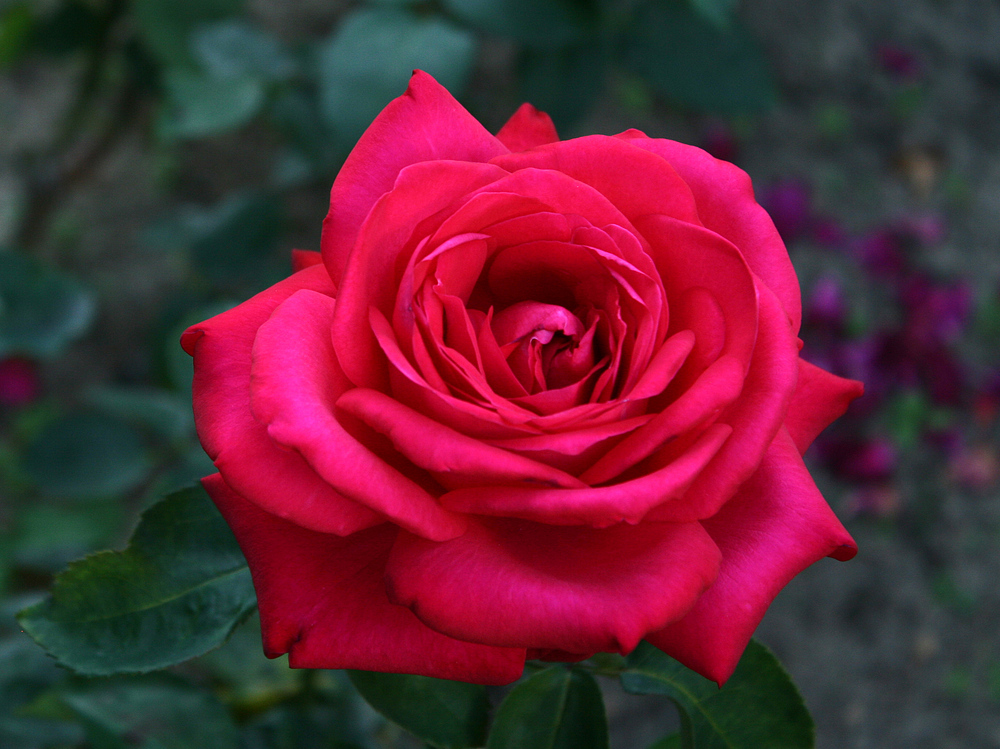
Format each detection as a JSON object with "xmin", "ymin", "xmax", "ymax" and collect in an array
[
  {"xmin": 875, "ymin": 43, "xmax": 923, "ymax": 81},
  {"xmin": 899, "ymin": 274, "xmax": 971, "ymax": 345},
  {"xmin": 810, "ymin": 215, "xmax": 848, "ymax": 249},
  {"xmin": 761, "ymin": 179, "xmax": 812, "ymax": 243},
  {"xmin": 852, "ymin": 228, "xmax": 907, "ymax": 278},
  {"xmin": 0, "ymin": 357, "xmax": 41, "ymax": 407},
  {"xmin": 805, "ymin": 276, "xmax": 848, "ymax": 334}
]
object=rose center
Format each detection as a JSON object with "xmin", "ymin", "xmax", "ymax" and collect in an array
[{"xmin": 491, "ymin": 301, "xmax": 599, "ymax": 393}]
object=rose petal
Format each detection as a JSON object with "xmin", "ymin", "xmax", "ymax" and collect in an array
[
  {"xmin": 332, "ymin": 160, "xmax": 508, "ymax": 389},
  {"xmin": 441, "ymin": 423, "xmax": 732, "ymax": 526},
  {"xmin": 495, "ymin": 102, "xmax": 559, "ymax": 152},
  {"xmin": 645, "ymin": 282, "xmax": 799, "ymax": 522},
  {"xmin": 620, "ymin": 134, "xmax": 802, "ymax": 332},
  {"xmin": 181, "ymin": 264, "xmax": 382, "ymax": 536},
  {"xmin": 336, "ymin": 388, "xmax": 587, "ymax": 490},
  {"xmin": 250, "ymin": 288, "xmax": 467, "ymax": 541},
  {"xmin": 633, "ymin": 214, "xmax": 759, "ymax": 379},
  {"xmin": 785, "ymin": 359, "xmax": 864, "ymax": 454},
  {"xmin": 581, "ymin": 354, "xmax": 744, "ymax": 485},
  {"xmin": 385, "ymin": 516, "xmax": 721, "ymax": 654},
  {"xmin": 372, "ymin": 307, "xmax": 542, "ymax": 438},
  {"xmin": 646, "ymin": 428, "xmax": 856, "ymax": 685},
  {"xmin": 203, "ymin": 474, "xmax": 525, "ymax": 684},
  {"xmin": 291, "ymin": 249, "xmax": 324, "ymax": 272},
  {"xmin": 491, "ymin": 135, "xmax": 702, "ymax": 226},
  {"xmin": 322, "ymin": 70, "xmax": 508, "ymax": 285}
]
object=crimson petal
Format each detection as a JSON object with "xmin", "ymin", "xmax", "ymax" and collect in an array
[{"xmin": 204, "ymin": 474, "xmax": 526, "ymax": 684}]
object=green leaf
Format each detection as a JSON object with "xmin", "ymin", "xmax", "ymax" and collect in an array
[
  {"xmin": 12, "ymin": 500, "xmax": 124, "ymax": 571},
  {"xmin": 0, "ymin": 635, "xmax": 84, "ymax": 749},
  {"xmin": 316, "ymin": 7, "xmax": 477, "ymax": 145},
  {"xmin": 84, "ymin": 386, "xmax": 194, "ymax": 443},
  {"xmin": 59, "ymin": 675, "xmax": 239, "ymax": 749},
  {"xmin": 21, "ymin": 412, "xmax": 151, "ymax": 500},
  {"xmin": 190, "ymin": 192, "xmax": 285, "ymax": 286},
  {"xmin": 0, "ymin": 252, "xmax": 95, "ymax": 358},
  {"xmin": 622, "ymin": 0, "xmax": 776, "ymax": 114},
  {"xmin": 621, "ymin": 640, "xmax": 814, "ymax": 749},
  {"xmin": 0, "ymin": 2, "xmax": 34, "ymax": 68},
  {"xmin": 487, "ymin": 666, "xmax": 608, "ymax": 749},
  {"xmin": 132, "ymin": 0, "xmax": 242, "ymax": 68},
  {"xmin": 191, "ymin": 20, "xmax": 296, "ymax": 81},
  {"xmin": 17, "ymin": 485, "xmax": 256, "ymax": 676},
  {"xmin": 347, "ymin": 670, "xmax": 489, "ymax": 749},
  {"xmin": 441, "ymin": 0, "xmax": 592, "ymax": 48},
  {"xmin": 159, "ymin": 69, "xmax": 265, "ymax": 140},
  {"xmin": 648, "ymin": 735, "xmax": 682, "ymax": 749},
  {"xmin": 147, "ymin": 192, "xmax": 284, "ymax": 285},
  {"xmin": 688, "ymin": 0, "xmax": 738, "ymax": 28},
  {"xmin": 32, "ymin": 0, "xmax": 104, "ymax": 57}
]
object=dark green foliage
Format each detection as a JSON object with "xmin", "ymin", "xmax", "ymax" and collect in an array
[
  {"xmin": 621, "ymin": 640, "xmax": 815, "ymax": 749},
  {"xmin": 348, "ymin": 670, "xmax": 490, "ymax": 749},
  {"xmin": 487, "ymin": 666, "xmax": 609, "ymax": 749},
  {"xmin": 17, "ymin": 486, "xmax": 256, "ymax": 675},
  {"xmin": 0, "ymin": 253, "xmax": 95, "ymax": 359}
]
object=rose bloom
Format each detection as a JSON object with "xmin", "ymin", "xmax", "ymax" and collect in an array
[{"xmin": 184, "ymin": 72, "xmax": 861, "ymax": 686}]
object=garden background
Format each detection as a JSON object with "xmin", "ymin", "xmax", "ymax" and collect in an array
[{"xmin": 1, "ymin": 0, "xmax": 999, "ymax": 747}]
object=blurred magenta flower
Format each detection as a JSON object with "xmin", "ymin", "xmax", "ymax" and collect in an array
[
  {"xmin": 0, "ymin": 357, "xmax": 41, "ymax": 407},
  {"xmin": 805, "ymin": 276, "xmax": 848, "ymax": 334},
  {"xmin": 761, "ymin": 179, "xmax": 812, "ymax": 243},
  {"xmin": 875, "ymin": 43, "xmax": 923, "ymax": 81}
]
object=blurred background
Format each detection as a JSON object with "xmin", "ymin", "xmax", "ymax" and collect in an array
[{"xmin": 1, "ymin": 0, "xmax": 998, "ymax": 747}]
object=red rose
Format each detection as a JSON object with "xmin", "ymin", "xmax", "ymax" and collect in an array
[{"xmin": 183, "ymin": 71, "xmax": 861, "ymax": 686}]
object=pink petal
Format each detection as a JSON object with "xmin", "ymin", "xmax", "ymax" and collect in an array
[
  {"xmin": 385, "ymin": 517, "xmax": 721, "ymax": 654},
  {"xmin": 619, "ymin": 134, "xmax": 802, "ymax": 333},
  {"xmin": 491, "ymin": 135, "xmax": 702, "ymax": 226},
  {"xmin": 646, "ymin": 282, "xmax": 799, "ymax": 522},
  {"xmin": 203, "ymin": 474, "xmax": 526, "ymax": 684},
  {"xmin": 633, "ymin": 214, "xmax": 759, "ymax": 379},
  {"xmin": 581, "ymin": 354, "xmax": 744, "ymax": 485},
  {"xmin": 250, "ymin": 288, "xmax": 467, "ymax": 541},
  {"xmin": 495, "ymin": 102, "xmax": 559, "ymax": 152},
  {"xmin": 646, "ymin": 428, "xmax": 856, "ymax": 685},
  {"xmin": 623, "ymin": 329, "xmax": 695, "ymax": 402},
  {"xmin": 181, "ymin": 265, "xmax": 382, "ymax": 536},
  {"xmin": 321, "ymin": 70, "xmax": 507, "ymax": 286},
  {"xmin": 332, "ymin": 160, "xmax": 507, "ymax": 389},
  {"xmin": 371, "ymin": 307, "xmax": 541, "ymax": 439},
  {"xmin": 440, "ymin": 423, "xmax": 732, "ymax": 526},
  {"xmin": 336, "ymin": 388, "xmax": 586, "ymax": 490},
  {"xmin": 785, "ymin": 359, "xmax": 864, "ymax": 454},
  {"xmin": 291, "ymin": 249, "xmax": 324, "ymax": 272}
]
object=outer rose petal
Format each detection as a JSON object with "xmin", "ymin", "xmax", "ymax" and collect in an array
[
  {"xmin": 290, "ymin": 249, "xmax": 324, "ymax": 272},
  {"xmin": 181, "ymin": 264, "xmax": 382, "ymax": 536},
  {"xmin": 322, "ymin": 70, "xmax": 508, "ymax": 286},
  {"xmin": 203, "ymin": 474, "xmax": 526, "ymax": 684},
  {"xmin": 620, "ymin": 133, "xmax": 803, "ymax": 333},
  {"xmin": 251, "ymin": 288, "xmax": 467, "ymax": 542},
  {"xmin": 491, "ymin": 135, "xmax": 702, "ymax": 226},
  {"xmin": 385, "ymin": 517, "xmax": 721, "ymax": 654},
  {"xmin": 785, "ymin": 358, "xmax": 864, "ymax": 453},
  {"xmin": 495, "ymin": 102, "xmax": 559, "ymax": 152},
  {"xmin": 646, "ymin": 428, "xmax": 856, "ymax": 685}
]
